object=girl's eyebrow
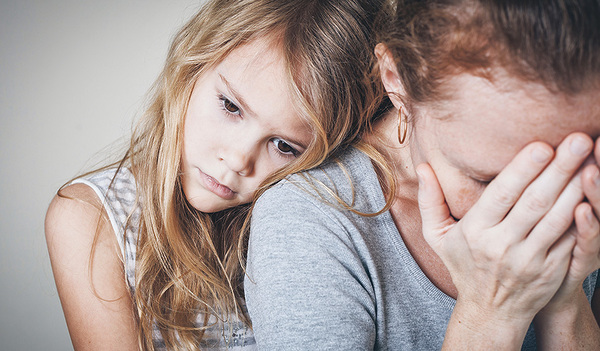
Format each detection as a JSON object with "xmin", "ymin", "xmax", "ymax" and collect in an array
[
  {"xmin": 218, "ymin": 73, "xmax": 309, "ymax": 150},
  {"xmin": 218, "ymin": 73, "xmax": 256, "ymax": 117}
]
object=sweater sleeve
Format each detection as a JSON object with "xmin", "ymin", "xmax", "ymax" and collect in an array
[{"xmin": 244, "ymin": 182, "xmax": 377, "ymax": 350}]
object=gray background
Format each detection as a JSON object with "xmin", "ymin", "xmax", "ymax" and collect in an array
[{"xmin": 0, "ymin": 1, "xmax": 206, "ymax": 349}]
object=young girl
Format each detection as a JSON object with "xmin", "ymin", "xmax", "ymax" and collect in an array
[{"xmin": 45, "ymin": 0, "xmax": 387, "ymax": 349}]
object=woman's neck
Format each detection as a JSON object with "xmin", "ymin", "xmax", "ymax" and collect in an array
[
  {"xmin": 364, "ymin": 109, "xmax": 419, "ymax": 202},
  {"xmin": 364, "ymin": 109, "xmax": 458, "ymax": 299}
]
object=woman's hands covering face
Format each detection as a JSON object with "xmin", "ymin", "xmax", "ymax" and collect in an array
[
  {"xmin": 417, "ymin": 132, "xmax": 600, "ymax": 325},
  {"xmin": 547, "ymin": 138, "xmax": 600, "ymax": 307}
]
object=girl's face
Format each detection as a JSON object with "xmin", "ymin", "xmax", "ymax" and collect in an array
[
  {"xmin": 181, "ymin": 38, "xmax": 312, "ymax": 213},
  {"xmin": 409, "ymin": 71, "xmax": 600, "ymax": 220}
]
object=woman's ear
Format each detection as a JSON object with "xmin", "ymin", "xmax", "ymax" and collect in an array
[{"xmin": 375, "ymin": 43, "xmax": 405, "ymax": 109}]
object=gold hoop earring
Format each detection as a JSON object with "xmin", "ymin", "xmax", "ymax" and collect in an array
[{"xmin": 397, "ymin": 107, "xmax": 408, "ymax": 144}]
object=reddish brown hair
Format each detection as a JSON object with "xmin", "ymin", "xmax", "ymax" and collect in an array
[{"xmin": 379, "ymin": 0, "xmax": 600, "ymax": 109}]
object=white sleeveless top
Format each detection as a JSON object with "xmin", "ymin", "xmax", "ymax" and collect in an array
[{"xmin": 74, "ymin": 167, "xmax": 256, "ymax": 350}]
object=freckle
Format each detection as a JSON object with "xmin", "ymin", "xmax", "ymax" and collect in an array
[
  {"xmin": 457, "ymin": 187, "xmax": 470, "ymax": 205},
  {"xmin": 453, "ymin": 186, "xmax": 480, "ymax": 216}
]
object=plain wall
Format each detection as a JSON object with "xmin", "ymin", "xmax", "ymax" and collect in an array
[{"xmin": 0, "ymin": 1, "xmax": 206, "ymax": 349}]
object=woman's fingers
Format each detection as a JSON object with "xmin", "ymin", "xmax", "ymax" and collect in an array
[
  {"xmin": 467, "ymin": 142, "xmax": 553, "ymax": 227},
  {"xmin": 573, "ymin": 203, "xmax": 600, "ymax": 263},
  {"xmin": 417, "ymin": 163, "xmax": 456, "ymax": 248},
  {"xmin": 548, "ymin": 203, "xmax": 600, "ymax": 303},
  {"xmin": 524, "ymin": 171, "xmax": 584, "ymax": 251},
  {"xmin": 582, "ymin": 163, "xmax": 600, "ymax": 216},
  {"xmin": 503, "ymin": 133, "xmax": 592, "ymax": 240}
]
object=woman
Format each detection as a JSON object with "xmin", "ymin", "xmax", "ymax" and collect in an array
[{"xmin": 244, "ymin": 0, "xmax": 600, "ymax": 349}]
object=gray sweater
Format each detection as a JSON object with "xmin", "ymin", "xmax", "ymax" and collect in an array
[{"xmin": 244, "ymin": 147, "xmax": 599, "ymax": 350}]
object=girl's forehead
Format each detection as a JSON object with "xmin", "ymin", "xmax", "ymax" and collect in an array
[{"xmin": 221, "ymin": 36, "xmax": 284, "ymax": 68}]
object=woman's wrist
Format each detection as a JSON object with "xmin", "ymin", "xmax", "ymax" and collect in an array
[
  {"xmin": 536, "ymin": 285, "xmax": 586, "ymax": 318},
  {"xmin": 534, "ymin": 286, "xmax": 592, "ymax": 333},
  {"xmin": 534, "ymin": 287, "xmax": 600, "ymax": 349},
  {"xmin": 443, "ymin": 299, "xmax": 532, "ymax": 350}
]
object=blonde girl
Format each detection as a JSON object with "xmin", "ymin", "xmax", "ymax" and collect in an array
[{"xmin": 45, "ymin": 0, "xmax": 387, "ymax": 349}]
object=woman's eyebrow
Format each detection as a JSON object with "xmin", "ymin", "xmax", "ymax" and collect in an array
[{"xmin": 218, "ymin": 73, "xmax": 256, "ymax": 117}]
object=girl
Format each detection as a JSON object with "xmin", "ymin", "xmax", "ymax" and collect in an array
[
  {"xmin": 45, "ymin": 0, "xmax": 387, "ymax": 349},
  {"xmin": 245, "ymin": 0, "xmax": 600, "ymax": 349}
]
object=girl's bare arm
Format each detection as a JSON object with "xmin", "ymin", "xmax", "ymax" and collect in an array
[{"xmin": 45, "ymin": 183, "xmax": 139, "ymax": 350}]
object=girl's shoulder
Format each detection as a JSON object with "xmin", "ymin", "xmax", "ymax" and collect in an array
[
  {"xmin": 46, "ymin": 167, "xmax": 135, "ymax": 227},
  {"xmin": 59, "ymin": 167, "xmax": 141, "ymax": 261},
  {"xmin": 70, "ymin": 167, "xmax": 139, "ymax": 228},
  {"xmin": 72, "ymin": 167, "xmax": 136, "ymax": 199}
]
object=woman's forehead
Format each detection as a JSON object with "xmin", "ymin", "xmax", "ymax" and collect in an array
[
  {"xmin": 427, "ymin": 72, "xmax": 600, "ymax": 173},
  {"xmin": 432, "ymin": 72, "xmax": 600, "ymax": 142}
]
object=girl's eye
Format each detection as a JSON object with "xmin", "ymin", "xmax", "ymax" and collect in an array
[
  {"xmin": 273, "ymin": 138, "xmax": 298, "ymax": 156},
  {"xmin": 219, "ymin": 95, "xmax": 240, "ymax": 115}
]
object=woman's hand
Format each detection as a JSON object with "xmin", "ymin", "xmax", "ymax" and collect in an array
[
  {"xmin": 417, "ymin": 133, "xmax": 596, "ymax": 347},
  {"xmin": 532, "ymin": 138, "xmax": 600, "ymax": 350},
  {"xmin": 545, "ymin": 137, "xmax": 600, "ymax": 307}
]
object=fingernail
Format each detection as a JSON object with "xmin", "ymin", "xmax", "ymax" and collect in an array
[
  {"xmin": 570, "ymin": 135, "xmax": 591, "ymax": 156},
  {"xmin": 531, "ymin": 147, "xmax": 552, "ymax": 163}
]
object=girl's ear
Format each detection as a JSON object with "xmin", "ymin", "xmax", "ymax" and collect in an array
[{"xmin": 375, "ymin": 43, "xmax": 405, "ymax": 110}]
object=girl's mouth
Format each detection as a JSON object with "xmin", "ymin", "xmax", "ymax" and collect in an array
[{"xmin": 199, "ymin": 169, "xmax": 235, "ymax": 200}]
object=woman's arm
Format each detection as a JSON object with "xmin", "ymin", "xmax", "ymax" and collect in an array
[{"xmin": 45, "ymin": 183, "xmax": 139, "ymax": 350}]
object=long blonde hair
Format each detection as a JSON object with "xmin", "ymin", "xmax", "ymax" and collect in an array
[{"xmin": 66, "ymin": 0, "xmax": 389, "ymax": 349}]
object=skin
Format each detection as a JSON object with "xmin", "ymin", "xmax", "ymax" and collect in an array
[
  {"xmin": 375, "ymin": 44, "xmax": 600, "ymax": 349},
  {"xmin": 45, "ymin": 39, "xmax": 311, "ymax": 350},
  {"xmin": 181, "ymin": 37, "xmax": 312, "ymax": 213}
]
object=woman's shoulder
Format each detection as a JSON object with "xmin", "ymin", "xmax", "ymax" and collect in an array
[{"xmin": 257, "ymin": 146, "xmax": 384, "ymax": 216}]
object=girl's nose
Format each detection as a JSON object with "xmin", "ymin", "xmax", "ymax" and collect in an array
[{"xmin": 221, "ymin": 143, "xmax": 255, "ymax": 176}]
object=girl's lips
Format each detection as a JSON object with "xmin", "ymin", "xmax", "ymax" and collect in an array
[{"xmin": 199, "ymin": 170, "xmax": 235, "ymax": 200}]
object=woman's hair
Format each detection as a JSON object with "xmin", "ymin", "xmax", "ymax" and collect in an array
[
  {"xmin": 378, "ymin": 0, "xmax": 600, "ymax": 111},
  {"xmin": 63, "ymin": 0, "xmax": 387, "ymax": 349}
]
